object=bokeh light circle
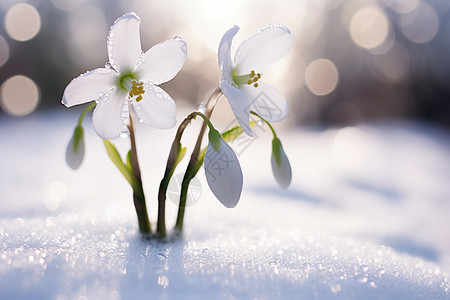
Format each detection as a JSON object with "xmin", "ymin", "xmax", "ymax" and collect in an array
[
  {"xmin": 4, "ymin": 3, "xmax": 41, "ymax": 42},
  {"xmin": 1, "ymin": 75, "xmax": 40, "ymax": 116},
  {"xmin": 305, "ymin": 59, "xmax": 339, "ymax": 96},
  {"xmin": 389, "ymin": 0, "xmax": 420, "ymax": 14},
  {"xmin": 349, "ymin": 6, "xmax": 390, "ymax": 50},
  {"xmin": 400, "ymin": 3, "xmax": 439, "ymax": 44},
  {"xmin": 0, "ymin": 35, "xmax": 9, "ymax": 68},
  {"xmin": 371, "ymin": 43, "xmax": 410, "ymax": 82}
]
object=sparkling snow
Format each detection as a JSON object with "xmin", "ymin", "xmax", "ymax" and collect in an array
[{"xmin": 0, "ymin": 109, "xmax": 449, "ymax": 299}]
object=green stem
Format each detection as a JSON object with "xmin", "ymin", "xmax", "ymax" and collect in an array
[
  {"xmin": 157, "ymin": 113, "xmax": 195, "ymax": 238},
  {"xmin": 175, "ymin": 86, "xmax": 222, "ymax": 232},
  {"xmin": 250, "ymin": 110, "xmax": 278, "ymax": 139},
  {"xmin": 77, "ymin": 102, "xmax": 96, "ymax": 127},
  {"xmin": 128, "ymin": 107, "xmax": 151, "ymax": 236}
]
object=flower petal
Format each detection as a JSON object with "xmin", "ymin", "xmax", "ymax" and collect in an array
[
  {"xmin": 204, "ymin": 139, "xmax": 243, "ymax": 208},
  {"xmin": 138, "ymin": 39, "xmax": 187, "ymax": 85},
  {"xmin": 218, "ymin": 26, "xmax": 239, "ymax": 81},
  {"xmin": 234, "ymin": 25, "xmax": 294, "ymax": 74},
  {"xmin": 271, "ymin": 142, "xmax": 292, "ymax": 189},
  {"xmin": 92, "ymin": 90, "xmax": 126, "ymax": 139},
  {"xmin": 107, "ymin": 13, "xmax": 142, "ymax": 73},
  {"xmin": 132, "ymin": 84, "xmax": 176, "ymax": 129},
  {"xmin": 62, "ymin": 68, "xmax": 117, "ymax": 107},
  {"xmin": 220, "ymin": 80, "xmax": 254, "ymax": 137},
  {"xmin": 242, "ymin": 81, "xmax": 289, "ymax": 122}
]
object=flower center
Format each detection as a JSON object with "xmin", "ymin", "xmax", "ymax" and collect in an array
[
  {"xmin": 118, "ymin": 73, "xmax": 136, "ymax": 91},
  {"xmin": 128, "ymin": 80, "xmax": 145, "ymax": 102},
  {"xmin": 232, "ymin": 70, "xmax": 261, "ymax": 88}
]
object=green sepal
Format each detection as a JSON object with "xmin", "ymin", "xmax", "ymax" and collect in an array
[
  {"xmin": 103, "ymin": 140, "xmax": 139, "ymax": 193},
  {"xmin": 168, "ymin": 143, "xmax": 187, "ymax": 180},
  {"xmin": 272, "ymin": 137, "xmax": 282, "ymax": 167},
  {"xmin": 72, "ymin": 125, "xmax": 84, "ymax": 152},
  {"xmin": 208, "ymin": 129, "xmax": 222, "ymax": 151},
  {"xmin": 221, "ymin": 121, "xmax": 256, "ymax": 143},
  {"xmin": 175, "ymin": 144, "xmax": 187, "ymax": 168},
  {"xmin": 126, "ymin": 150, "xmax": 133, "ymax": 174},
  {"xmin": 192, "ymin": 147, "xmax": 207, "ymax": 176}
]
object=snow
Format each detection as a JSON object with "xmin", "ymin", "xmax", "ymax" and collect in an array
[{"xmin": 0, "ymin": 109, "xmax": 449, "ymax": 299}]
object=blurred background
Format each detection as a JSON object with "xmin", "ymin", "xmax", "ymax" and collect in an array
[{"xmin": 0, "ymin": 0, "xmax": 450, "ymax": 128}]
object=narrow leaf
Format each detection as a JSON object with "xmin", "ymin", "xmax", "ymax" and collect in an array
[{"xmin": 102, "ymin": 140, "xmax": 138, "ymax": 191}]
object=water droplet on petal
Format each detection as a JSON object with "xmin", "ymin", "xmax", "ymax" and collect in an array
[
  {"xmin": 257, "ymin": 119, "xmax": 263, "ymax": 126},
  {"xmin": 120, "ymin": 130, "xmax": 130, "ymax": 139},
  {"xmin": 173, "ymin": 36, "xmax": 182, "ymax": 40},
  {"xmin": 197, "ymin": 104, "xmax": 206, "ymax": 114},
  {"xmin": 138, "ymin": 118, "xmax": 144, "ymax": 123},
  {"xmin": 105, "ymin": 62, "xmax": 112, "ymax": 69}
]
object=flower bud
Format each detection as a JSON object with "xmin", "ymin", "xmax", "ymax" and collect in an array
[
  {"xmin": 204, "ymin": 138, "xmax": 243, "ymax": 208},
  {"xmin": 66, "ymin": 125, "xmax": 85, "ymax": 169},
  {"xmin": 271, "ymin": 137, "xmax": 291, "ymax": 189}
]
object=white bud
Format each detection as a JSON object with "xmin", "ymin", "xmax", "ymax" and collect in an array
[
  {"xmin": 204, "ymin": 138, "xmax": 243, "ymax": 208},
  {"xmin": 271, "ymin": 141, "xmax": 291, "ymax": 189}
]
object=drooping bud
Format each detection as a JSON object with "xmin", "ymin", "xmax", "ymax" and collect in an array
[
  {"xmin": 204, "ymin": 138, "xmax": 243, "ymax": 208},
  {"xmin": 66, "ymin": 125, "xmax": 85, "ymax": 170},
  {"xmin": 271, "ymin": 137, "xmax": 291, "ymax": 189}
]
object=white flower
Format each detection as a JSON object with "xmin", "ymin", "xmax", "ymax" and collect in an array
[
  {"xmin": 66, "ymin": 125, "xmax": 85, "ymax": 170},
  {"xmin": 204, "ymin": 136, "xmax": 243, "ymax": 208},
  {"xmin": 218, "ymin": 25, "xmax": 294, "ymax": 137},
  {"xmin": 271, "ymin": 138, "xmax": 292, "ymax": 189},
  {"xmin": 62, "ymin": 13, "xmax": 187, "ymax": 139}
]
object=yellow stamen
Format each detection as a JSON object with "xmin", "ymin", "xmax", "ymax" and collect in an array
[
  {"xmin": 129, "ymin": 80, "xmax": 146, "ymax": 102},
  {"xmin": 232, "ymin": 69, "xmax": 262, "ymax": 88}
]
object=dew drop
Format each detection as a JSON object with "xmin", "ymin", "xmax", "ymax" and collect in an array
[
  {"xmin": 138, "ymin": 118, "xmax": 144, "ymax": 123},
  {"xmin": 257, "ymin": 119, "xmax": 263, "ymax": 126},
  {"xmin": 267, "ymin": 260, "xmax": 277, "ymax": 266},
  {"xmin": 356, "ymin": 274, "xmax": 368, "ymax": 283},
  {"xmin": 197, "ymin": 104, "xmax": 206, "ymax": 114},
  {"xmin": 358, "ymin": 264, "xmax": 369, "ymax": 273},
  {"xmin": 173, "ymin": 36, "xmax": 182, "ymax": 40},
  {"xmin": 105, "ymin": 62, "xmax": 112, "ymax": 69},
  {"xmin": 120, "ymin": 131, "xmax": 130, "ymax": 138}
]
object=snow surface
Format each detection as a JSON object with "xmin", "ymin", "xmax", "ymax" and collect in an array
[{"xmin": 0, "ymin": 109, "xmax": 449, "ymax": 299}]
